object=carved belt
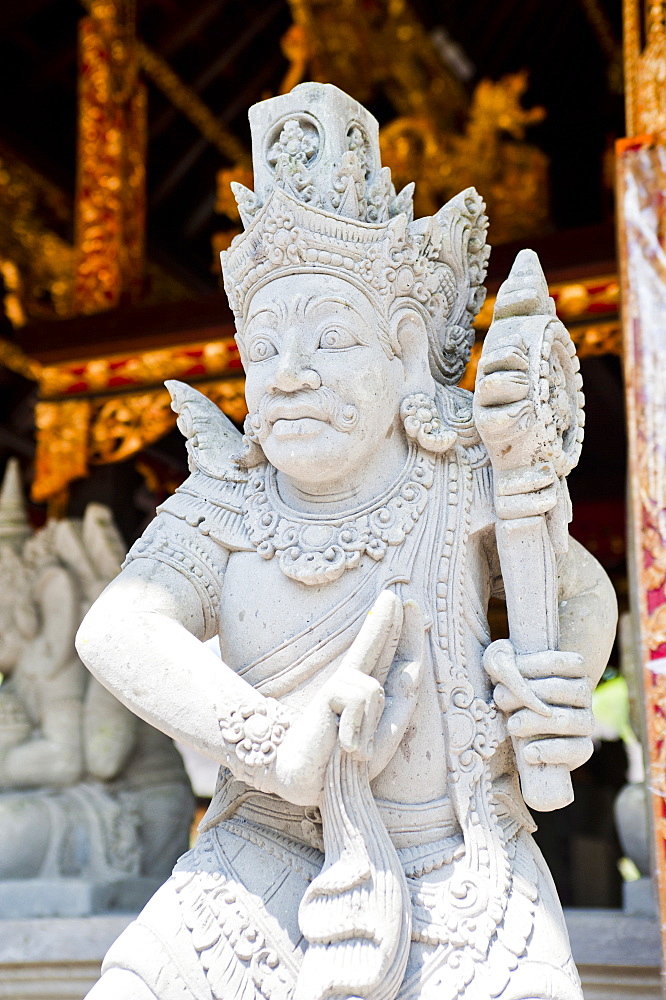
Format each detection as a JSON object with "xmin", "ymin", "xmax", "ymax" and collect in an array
[{"xmin": 205, "ymin": 778, "xmax": 460, "ymax": 850}]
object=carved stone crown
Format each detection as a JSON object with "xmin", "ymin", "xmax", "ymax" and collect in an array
[{"xmin": 221, "ymin": 82, "xmax": 490, "ymax": 386}]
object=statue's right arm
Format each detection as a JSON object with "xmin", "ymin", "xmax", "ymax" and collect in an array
[
  {"xmin": 76, "ymin": 544, "xmax": 247, "ymax": 761},
  {"xmin": 75, "ymin": 516, "xmax": 375, "ymax": 806}
]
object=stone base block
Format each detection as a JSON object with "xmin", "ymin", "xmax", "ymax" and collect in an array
[
  {"xmin": 0, "ymin": 908, "xmax": 661, "ymax": 1000},
  {"xmin": 622, "ymin": 877, "xmax": 657, "ymax": 918},
  {"xmin": 578, "ymin": 965, "xmax": 663, "ymax": 999},
  {"xmin": 0, "ymin": 914, "xmax": 132, "ymax": 999},
  {"xmin": 0, "ymin": 878, "xmax": 162, "ymax": 919},
  {"xmin": 566, "ymin": 908, "xmax": 662, "ymax": 999}
]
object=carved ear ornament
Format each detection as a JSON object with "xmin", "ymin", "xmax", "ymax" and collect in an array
[{"xmin": 400, "ymin": 393, "xmax": 458, "ymax": 454}]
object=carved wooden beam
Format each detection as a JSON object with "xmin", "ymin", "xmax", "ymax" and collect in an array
[{"xmin": 73, "ymin": 0, "xmax": 147, "ymax": 315}]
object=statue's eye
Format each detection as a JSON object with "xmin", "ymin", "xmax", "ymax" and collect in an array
[
  {"xmin": 318, "ymin": 327, "xmax": 358, "ymax": 350},
  {"xmin": 247, "ymin": 336, "xmax": 277, "ymax": 362}
]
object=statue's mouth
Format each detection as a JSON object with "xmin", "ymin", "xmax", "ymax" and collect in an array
[{"xmin": 271, "ymin": 416, "xmax": 328, "ymax": 439}]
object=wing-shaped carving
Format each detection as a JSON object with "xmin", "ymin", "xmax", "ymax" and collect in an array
[{"xmin": 166, "ymin": 380, "xmax": 244, "ymax": 481}]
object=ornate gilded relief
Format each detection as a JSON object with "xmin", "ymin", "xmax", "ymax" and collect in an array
[
  {"xmin": 39, "ymin": 336, "xmax": 240, "ymax": 399},
  {"xmin": 284, "ymin": 0, "xmax": 467, "ymax": 122},
  {"xmin": 32, "ymin": 379, "xmax": 247, "ymax": 503},
  {"xmin": 73, "ymin": 0, "xmax": 147, "ymax": 314},
  {"xmin": 379, "ymin": 71, "xmax": 548, "ymax": 243},
  {"xmin": 0, "ymin": 146, "xmax": 75, "ymax": 323},
  {"xmin": 33, "ymin": 399, "xmax": 92, "ymax": 504},
  {"xmin": 624, "ymin": 0, "xmax": 666, "ymax": 138},
  {"xmin": 215, "ymin": 1, "xmax": 549, "ymax": 247}
]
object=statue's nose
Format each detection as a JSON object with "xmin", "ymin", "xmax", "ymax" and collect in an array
[{"xmin": 271, "ymin": 352, "xmax": 321, "ymax": 393}]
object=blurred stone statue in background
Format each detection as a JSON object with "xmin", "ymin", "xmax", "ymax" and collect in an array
[
  {"xmin": 77, "ymin": 83, "xmax": 617, "ymax": 999},
  {"xmin": 0, "ymin": 459, "xmax": 193, "ymax": 915}
]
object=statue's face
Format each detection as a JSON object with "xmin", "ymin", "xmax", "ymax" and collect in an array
[{"xmin": 240, "ymin": 273, "xmax": 405, "ymax": 485}]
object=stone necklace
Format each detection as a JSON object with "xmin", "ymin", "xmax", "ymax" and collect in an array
[{"xmin": 242, "ymin": 445, "xmax": 436, "ymax": 586}]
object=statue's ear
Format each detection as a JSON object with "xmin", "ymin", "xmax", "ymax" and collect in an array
[{"xmin": 392, "ymin": 307, "xmax": 436, "ymax": 397}]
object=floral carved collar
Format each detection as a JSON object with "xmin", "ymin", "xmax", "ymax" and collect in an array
[{"xmin": 241, "ymin": 445, "xmax": 436, "ymax": 586}]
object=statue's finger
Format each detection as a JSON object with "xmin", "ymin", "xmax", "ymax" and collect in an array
[
  {"xmin": 370, "ymin": 600, "xmax": 404, "ymax": 687},
  {"xmin": 474, "ymin": 399, "xmax": 533, "ymax": 437},
  {"xmin": 484, "ymin": 638, "xmax": 551, "ymax": 716},
  {"xmin": 384, "ymin": 601, "xmax": 425, "ymax": 698},
  {"xmin": 493, "ymin": 682, "xmax": 522, "ymax": 714},
  {"xmin": 508, "ymin": 706, "xmax": 594, "ymax": 739},
  {"xmin": 338, "ymin": 699, "xmax": 365, "ymax": 753},
  {"xmin": 343, "ymin": 590, "xmax": 402, "ymax": 677},
  {"xmin": 475, "ymin": 371, "xmax": 530, "ymax": 407},
  {"xmin": 395, "ymin": 600, "xmax": 425, "ymax": 667},
  {"xmin": 356, "ymin": 687, "xmax": 385, "ymax": 759},
  {"xmin": 517, "ymin": 650, "xmax": 586, "ymax": 679},
  {"xmin": 526, "ymin": 676, "xmax": 591, "ymax": 708},
  {"xmin": 478, "ymin": 346, "xmax": 530, "ymax": 377},
  {"xmin": 522, "ymin": 736, "xmax": 593, "ymax": 769},
  {"xmin": 492, "ymin": 249, "xmax": 553, "ymax": 321}
]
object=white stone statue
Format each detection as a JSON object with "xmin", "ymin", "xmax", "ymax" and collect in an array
[
  {"xmin": 0, "ymin": 460, "xmax": 193, "ymax": 897},
  {"xmin": 77, "ymin": 83, "xmax": 617, "ymax": 1000}
]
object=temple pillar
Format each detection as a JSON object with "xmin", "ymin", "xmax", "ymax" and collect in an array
[
  {"xmin": 73, "ymin": 0, "xmax": 146, "ymax": 314},
  {"xmin": 618, "ymin": 0, "xmax": 666, "ymax": 983}
]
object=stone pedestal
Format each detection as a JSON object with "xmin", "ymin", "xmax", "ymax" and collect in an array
[
  {"xmin": 565, "ymin": 909, "xmax": 662, "ymax": 999},
  {"xmin": 0, "ymin": 914, "xmax": 132, "ymax": 999},
  {"xmin": 0, "ymin": 909, "xmax": 660, "ymax": 1000},
  {"xmin": 0, "ymin": 878, "xmax": 162, "ymax": 920}
]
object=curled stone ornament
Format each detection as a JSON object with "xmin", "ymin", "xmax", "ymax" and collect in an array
[{"xmin": 401, "ymin": 393, "xmax": 458, "ymax": 454}]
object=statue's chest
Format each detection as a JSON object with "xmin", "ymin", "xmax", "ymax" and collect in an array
[{"xmin": 218, "ymin": 549, "xmax": 379, "ymax": 672}]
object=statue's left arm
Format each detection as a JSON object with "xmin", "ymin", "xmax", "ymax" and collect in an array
[{"xmin": 474, "ymin": 250, "xmax": 618, "ymax": 796}]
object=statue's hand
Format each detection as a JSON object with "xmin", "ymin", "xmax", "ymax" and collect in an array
[
  {"xmin": 273, "ymin": 592, "xmax": 424, "ymax": 805},
  {"xmin": 367, "ymin": 599, "xmax": 425, "ymax": 778},
  {"xmin": 484, "ymin": 638, "xmax": 594, "ymax": 771}
]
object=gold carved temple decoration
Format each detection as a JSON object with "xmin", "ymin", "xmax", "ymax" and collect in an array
[
  {"xmin": 73, "ymin": 0, "xmax": 146, "ymax": 313},
  {"xmin": 215, "ymin": 0, "xmax": 548, "ymax": 247},
  {"xmin": 379, "ymin": 71, "xmax": 547, "ymax": 244},
  {"xmin": 0, "ymin": 146, "xmax": 75, "ymax": 325},
  {"xmin": 32, "ymin": 341, "xmax": 247, "ymax": 503},
  {"xmin": 624, "ymin": 0, "xmax": 666, "ymax": 138}
]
